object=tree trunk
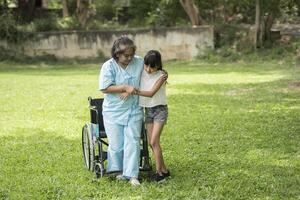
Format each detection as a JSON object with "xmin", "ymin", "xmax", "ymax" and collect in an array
[
  {"xmin": 62, "ymin": 0, "xmax": 69, "ymax": 17},
  {"xmin": 254, "ymin": 0, "xmax": 261, "ymax": 48},
  {"xmin": 264, "ymin": 12, "xmax": 274, "ymax": 42},
  {"xmin": 43, "ymin": 0, "xmax": 48, "ymax": 8},
  {"xmin": 261, "ymin": 0, "xmax": 278, "ymax": 45},
  {"xmin": 77, "ymin": 0, "xmax": 90, "ymax": 27},
  {"xmin": 179, "ymin": 0, "xmax": 204, "ymax": 26},
  {"xmin": 18, "ymin": 0, "xmax": 36, "ymax": 23},
  {"xmin": 296, "ymin": 0, "xmax": 300, "ymax": 16}
]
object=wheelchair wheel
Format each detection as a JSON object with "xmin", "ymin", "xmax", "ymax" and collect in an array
[{"xmin": 82, "ymin": 123, "xmax": 95, "ymax": 171}]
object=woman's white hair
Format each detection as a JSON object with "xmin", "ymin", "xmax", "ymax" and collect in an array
[{"xmin": 111, "ymin": 35, "xmax": 136, "ymax": 60}]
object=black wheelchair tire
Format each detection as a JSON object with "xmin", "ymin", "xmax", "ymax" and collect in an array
[{"xmin": 82, "ymin": 123, "xmax": 95, "ymax": 171}]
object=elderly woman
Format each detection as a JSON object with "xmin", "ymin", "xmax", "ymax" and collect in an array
[{"xmin": 99, "ymin": 36, "xmax": 143, "ymax": 186}]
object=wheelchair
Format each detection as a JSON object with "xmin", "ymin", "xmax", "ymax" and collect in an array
[{"xmin": 82, "ymin": 97, "xmax": 152, "ymax": 178}]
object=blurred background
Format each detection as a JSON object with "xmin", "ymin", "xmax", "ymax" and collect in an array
[{"xmin": 0, "ymin": 0, "xmax": 300, "ymax": 62}]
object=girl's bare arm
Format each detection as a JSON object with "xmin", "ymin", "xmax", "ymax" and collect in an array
[{"xmin": 137, "ymin": 75, "xmax": 166, "ymax": 97}]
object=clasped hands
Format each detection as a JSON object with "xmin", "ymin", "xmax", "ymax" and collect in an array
[
  {"xmin": 119, "ymin": 85, "xmax": 139, "ymax": 100},
  {"xmin": 119, "ymin": 71, "xmax": 168, "ymax": 100}
]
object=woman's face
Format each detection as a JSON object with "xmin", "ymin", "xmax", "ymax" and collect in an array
[{"xmin": 117, "ymin": 48, "xmax": 135, "ymax": 67}]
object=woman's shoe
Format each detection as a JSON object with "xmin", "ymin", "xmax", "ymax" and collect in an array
[
  {"xmin": 116, "ymin": 174, "xmax": 127, "ymax": 181},
  {"xmin": 129, "ymin": 177, "xmax": 141, "ymax": 186}
]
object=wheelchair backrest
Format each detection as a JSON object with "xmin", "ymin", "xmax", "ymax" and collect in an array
[{"xmin": 88, "ymin": 97, "xmax": 105, "ymax": 132}]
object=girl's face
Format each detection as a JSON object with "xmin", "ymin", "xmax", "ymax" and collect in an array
[
  {"xmin": 144, "ymin": 64, "xmax": 158, "ymax": 74},
  {"xmin": 117, "ymin": 48, "xmax": 135, "ymax": 67}
]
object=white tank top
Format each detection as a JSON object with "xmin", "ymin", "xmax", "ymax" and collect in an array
[{"xmin": 139, "ymin": 70, "xmax": 167, "ymax": 107}]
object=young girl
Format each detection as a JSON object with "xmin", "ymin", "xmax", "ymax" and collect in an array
[{"xmin": 137, "ymin": 50, "xmax": 170, "ymax": 183}]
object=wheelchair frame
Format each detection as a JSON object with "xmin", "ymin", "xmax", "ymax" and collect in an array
[{"xmin": 82, "ymin": 97, "xmax": 152, "ymax": 178}]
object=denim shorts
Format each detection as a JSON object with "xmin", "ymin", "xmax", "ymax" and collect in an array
[{"xmin": 145, "ymin": 105, "xmax": 168, "ymax": 124}]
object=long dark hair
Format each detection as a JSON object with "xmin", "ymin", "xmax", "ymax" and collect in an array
[
  {"xmin": 111, "ymin": 36, "xmax": 136, "ymax": 60},
  {"xmin": 144, "ymin": 50, "xmax": 162, "ymax": 70}
]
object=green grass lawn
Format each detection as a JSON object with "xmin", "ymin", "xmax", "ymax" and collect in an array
[{"xmin": 0, "ymin": 59, "xmax": 299, "ymax": 200}]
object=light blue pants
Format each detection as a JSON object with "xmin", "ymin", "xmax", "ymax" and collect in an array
[{"xmin": 103, "ymin": 119, "xmax": 142, "ymax": 178}]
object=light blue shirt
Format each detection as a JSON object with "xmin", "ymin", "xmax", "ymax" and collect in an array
[{"xmin": 99, "ymin": 56, "xmax": 144, "ymax": 125}]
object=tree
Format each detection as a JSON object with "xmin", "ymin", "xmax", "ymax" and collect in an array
[
  {"xmin": 254, "ymin": 0, "xmax": 261, "ymax": 48},
  {"xmin": 179, "ymin": 0, "xmax": 204, "ymax": 26},
  {"xmin": 42, "ymin": 0, "xmax": 48, "ymax": 8},
  {"xmin": 296, "ymin": 0, "xmax": 300, "ymax": 16},
  {"xmin": 62, "ymin": 0, "xmax": 69, "ymax": 17},
  {"xmin": 76, "ymin": 0, "xmax": 91, "ymax": 27},
  {"xmin": 254, "ymin": 0, "xmax": 281, "ymax": 47}
]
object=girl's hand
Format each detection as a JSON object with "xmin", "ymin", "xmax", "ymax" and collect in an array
[
  {"xmin": 161, "ymin": 69, "xmax": 168, "ymax": 80},
  {"xmin": 158, "ymin": 73, "xmax": 168, "ymax": 83},
  {"xmin": 132, "ymin": 88, "xmax": 139, "ymax": 95},
  {"xmin": 124, "ymin": 85, "xmax": 135, "ymax": 94},
  {"xmin": 119, "ymin": 92, "xmax": 130, "ymax": 100}
]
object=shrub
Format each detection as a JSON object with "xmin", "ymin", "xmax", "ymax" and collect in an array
[{"xmin": 0, "ymin": 11, "xmax": 18, "ymax": 42}]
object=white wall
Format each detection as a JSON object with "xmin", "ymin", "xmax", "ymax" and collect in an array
[{"xmin": 1, "ymin": 26, "xmax": 214, "ymax": 60}]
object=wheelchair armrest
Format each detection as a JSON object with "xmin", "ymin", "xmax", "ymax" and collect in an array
[
  {"xmin": 89, "ymin": 106, "xmax": 97, "ymax": 110},
  {"xmin": 89, "ymin": 106, "xmax": 101, "ymax": 125}
]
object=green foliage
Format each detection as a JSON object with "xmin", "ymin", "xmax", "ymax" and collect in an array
[
  {"xmin": 57, "ymin": 16, "xmax": 80, "ymax": 30},
  {"xmin": 145, "ymin": 0, "xmax": 187, "ymax": 27},
  {"xmin": 195, "ymin": 0, "xmax": 255, "ymax": 23},
  {"xmin": 195, "ymin": 0, "xmax": 298, "ymax": 24},
  {"xmin": 32, "ymin": 19, "xmax": 58, "ymax": 32},
  {"xmin": 214, "ymin": 23, "xmax": 251, "ymax": 48},
  {"xmin": 0, "ymin": 58, "xmax": 299, "ymax": 199},
  {"xmin": 201, "ymin": 35, "xmax": 300, "ymax": 63},
  {"xmin": 201, "ymin": 46, "xmax": 297, "ymax": 63},
  {"xmin": 127, "ymin": 0, "xmax": 186, "ymax": 27},
  {"xmin": 0, "ymin": 0, "xmax": 299, "ymax": 32},
  {"xmin": 126, "ymin": 0, "xmax": 155, "ymax": 26},
  {"xmin": 47, "ymin": 0, "xmax": 64, "ymax": 9},
  {"xmin": 0, "ymin": 11, "xmax": 18, "ymax": 41},
  {"xmin": 279, "ymin": 0, "xmax": 300, "ymax": 23}
]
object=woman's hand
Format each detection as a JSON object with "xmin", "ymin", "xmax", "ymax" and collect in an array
[
  {"xmin": 124, "ymin": 85, "xmax": 135, "ymax": 94},
  {"xmin": 119, "ymin": 92, "xmax": 130, "ymax": 100}
]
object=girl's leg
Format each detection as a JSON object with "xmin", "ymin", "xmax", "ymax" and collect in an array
[
  {"xmin": 146, "ymin": 123, "xmax": 154, "ymax": 150},
  {"xmin": 149, "ymin": 122, "xmax": 167, "ymax": 174}
]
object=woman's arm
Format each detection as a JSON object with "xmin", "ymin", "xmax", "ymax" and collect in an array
[
  {"xmin": 102, "ymin": 84, "xmax": 135, "ymax": 94},
  {"xmin": 137, "ymin": 75, "xmax": 166, "ymax": 97}
]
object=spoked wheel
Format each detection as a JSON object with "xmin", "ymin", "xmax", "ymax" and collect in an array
[{"xmin": 82, "ymin": 123, "xmax": 95, "ymax": 171}]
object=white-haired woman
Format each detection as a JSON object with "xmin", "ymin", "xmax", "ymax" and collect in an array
[{"xmin": 99, "ymin": 36, "xmax": 143, "ymax": 186}]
